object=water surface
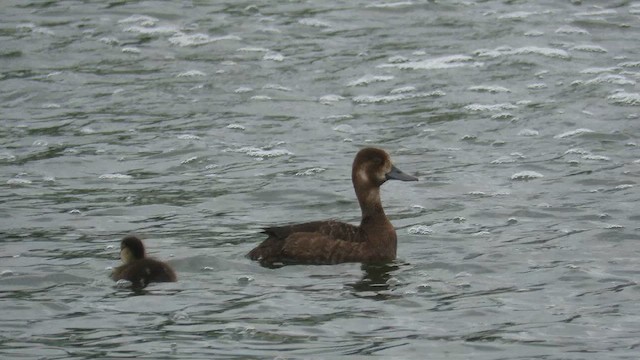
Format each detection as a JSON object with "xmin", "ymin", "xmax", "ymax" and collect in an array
[{"xmin": 1, "ymin": 1, "xmax": 639, "ymax": 359}]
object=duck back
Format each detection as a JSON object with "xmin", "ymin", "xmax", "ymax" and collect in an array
[{"xmin": 246, "ymin": 147, "xmax": 416, "ymax": 267}]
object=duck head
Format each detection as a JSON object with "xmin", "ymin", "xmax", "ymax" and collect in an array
[
  {"xmin": 120, "ymin": 235, "xmax": 146, "ymax": 263},
  {"xmin": 352, "ymin": 147, "xmax": 418, "ymax": 187}
]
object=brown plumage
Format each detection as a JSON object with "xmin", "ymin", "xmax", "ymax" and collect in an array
[
  {"xmin": 111, "ymin": 235, "xmax": 177, "ymax": 288},
  {"xmin": 247, "ymin": 147, "xmax": 418, "ymax": 267}
]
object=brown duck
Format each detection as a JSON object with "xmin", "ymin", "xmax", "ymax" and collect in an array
[
  {"xmin": 111, "ymin": 235, "xmax": 177, "ymax": 288},
  {"xmin": 247, "ymin": 147, "xmax": 418, "ymax": 267}
]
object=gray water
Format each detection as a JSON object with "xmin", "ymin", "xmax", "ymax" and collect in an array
[{"xmin": 1, "ymin": 0, "xmax": 639, "ymax": 359}]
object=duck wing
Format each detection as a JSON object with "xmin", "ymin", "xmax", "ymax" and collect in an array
[
  {"xmin": 263, "ymin": 220, "xmax": 364, "ymax": 242},
  {"xmin": 247, "ymin": 220, "xmax": 365, "ymax": 266},
  {"xmin": 278, "ymin": 232, "xmax": 368, "ymax": 265}
]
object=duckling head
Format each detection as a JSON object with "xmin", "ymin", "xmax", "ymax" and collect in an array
[{"xmin": 120, "ymin": 235, "xmax": 146, "ymax": 264}]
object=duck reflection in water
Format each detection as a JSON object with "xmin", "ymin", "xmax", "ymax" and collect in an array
[
  {"xmin": 349, "ymin": 263, "xmax": 405, "ymax": 299},
  {"xmin": 248, "ymin": 147, "xmax": 418, "ymax": 267}
]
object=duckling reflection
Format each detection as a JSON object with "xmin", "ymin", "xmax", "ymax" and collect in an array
[{"xmin": 111, "ymin": 235, "xmax": 177, "ymax": 288}]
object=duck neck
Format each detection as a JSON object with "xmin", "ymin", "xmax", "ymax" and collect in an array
[{"xmin": 355, "ymin": 184, "xmax": 388, "ymax": 226}]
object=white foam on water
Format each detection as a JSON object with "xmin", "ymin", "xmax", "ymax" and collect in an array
[
  {"xmin": 491, "ymin": 113, "xmax": 513, "ymax": 120},
  {"xmin": 464, "ymin": 103, "xmax": 517, "ymax": 112},
  {"xmin": 565, "ymin": 148, "xmax": 590, "ymax": 155},
  {"xmin": 176, "ymin": 70, "xmax": 206, "ymax": 77},
  {"xmin": 295, "ymin": 168, "xmax": 326, "ymax": 176},
  {"xmin": 118, "ymin": 15, "xmax": 159, "ymax": 25},
  {"xmin": 263, "ymin": 52, "xmax": 284, "ymax": 61},
  {"xmin": 177, "ymin": 134, "xmax": 200, "ymax": 140},
  {"xmin": 319, "ymin": 94, "xmax": 345, "ymax": 104},
  {"xmin": 366, "ymin": 1, "xmax": 414, "ymax": 8},
  {"xmin": 181, "ymin": 156, "xmax": 198, "ymax": 164},
  {"xmin": 472, "ymin": 231, "xmax": 491, "ymax": 237},
  {"xmin": 579, "ymin": 67, "xmax": 618, "ymax": 74},
  {"xmin": 524, "ymin": 30, "xmax": 544, "ymax": 37},
  {"xmin": 571, "ymin": 44, "xmax": 607, "ymax": 53},
  {"xmin": 575, "ymin": 9, "xmax": 617, "ymax": 17},
  {"xmin": 115, "ymin": 279, "xmax": 133, "ymax": 288},
  {"xmin": 389, "ymin": 86, "xmax": 416, "ymax": 94},
  {"xmin": 554, "ymin": 128, "xmax": 595, "ymax": 138},
  {"xmin": 498, "ymin": 11, "xmax": 536, "ymax": 20},
  {"xmin": 407, "ymin": 225, "xmax": 433, "ymax": 235},
  {"xmin": 324, "ymin": 114, "xmax": 353, "ymax": 121},
  {"xmin": 527, "ymin": 83, "xmax": 547, "ymax": 89},
  {"xmin": 226, "ymin": 147, "xmax": 293, "ymax": 158},
  {"xmin": 0, "ymin": 152, "xmax": 16, "ymax": 161},
  {"xmin": 227, "ymin": 124, "xmax": 246, "ymax": 130},
  {"xmin": 263, "ymin": 84, "xmax": 291, "ymax": 91},
  {"xmin": 618, "ymin": 61, "xmax": 640, "ymax": 68},
  {"xmin": 298, "ymin": 18, "xmax": 331, "ymax": 27},
  {"xmin": 258, "ymin": 27, "xmax": 281, "ymax": 34},
  {"xmin": 17, "ymin": 23, "xmax": 55, "ymax": 35},
  {"xmin": 614, "ymin": 184, "xmax": 634, "ymax": 190},
  {"xmin": 7, "ymin": 178, "xmax": 32, "ymax": 185},
  {"xmin": 468, "ymin": 85, "xmax": 511, "ymax": 93},
  {"xmin": 555, "ymin": 25, "xmax": 590, "ymax": 35},
  {"xmin": 388, "ymin": 55, "xmax": 409, "ymax": 63},
  {"xmin": 237, "ymin": 47, "xmax": 270, "ymax": 52},
  {"xmin": 379, "ymin": 54, "xmax": 483, "ymax": 70},
  {"xmin": 475, "ymin": 46, "xmax": 570, "ymax": 59},
  {"xmin": 99, "ymin": 173, "xmax": 133, "ymax": 180},
  {"xmin": 250, "ymin": 95, "xmax": 272, "ymax": 101},
  {"xmin": 518, "ymin": 129, "xmax": 539, "ymax": 136},
  {"xmin": 99, "ymin": 37, "xmax": 119, "ymax": 45},
  {"xmin": 347, "ymin": 75, "xmax": 394, "ymax": 87},
  {"xmin": 124, "ymin": 25, "xmax": 179, "ymax": 35},
  {"xmin": 168, "ymin": 33, "xmax": 240, "ymax": 47},
  {"xmin": 582, "ymin": 154, "xmax": 610, "ymax": 161},
  {"xmin": 608, "ymin": 92, "xmax": 640, "ymax": 106},
  {"xmin": 332, "ymin": 124, "xmax": 355, "ymax": 133},
  {"xmin": 353, "ymin": 90, "xmax": 444, "ymax": 104},
  {"xmin": 234, "ymin": 87, "xmax": 253, "ymax": 93},
  {"xmin": 511, "ymin": 171, "xmax": 544, "ymax": 180}
]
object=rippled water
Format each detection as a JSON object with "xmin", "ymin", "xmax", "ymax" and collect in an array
[{"xmin": 2, "ymin": 1, "xmax": 640, "ymax": 359}]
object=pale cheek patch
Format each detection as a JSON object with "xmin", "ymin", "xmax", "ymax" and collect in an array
[
  {"xmin": 357, "ymin": 168, "xmax": 369, "ymax": 183},
  {"xmin": 121, "ymin": 248, "xmax": 134, "ymax": 264}
]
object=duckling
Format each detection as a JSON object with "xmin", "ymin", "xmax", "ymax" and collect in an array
[
  {"xmin": 111, "ymin": 235, "xmax": 177, "ymax": 288},
  {"xmin": 247, "ymin": 147, "xmax": 418, "ymax": 267}
]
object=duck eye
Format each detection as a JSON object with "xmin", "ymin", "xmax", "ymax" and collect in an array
[{"xmin": 372, "ymin": 157, "xmax": 383, "ymax": 165}]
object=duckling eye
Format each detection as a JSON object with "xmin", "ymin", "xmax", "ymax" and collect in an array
[{"xmin": 372, "ymin": 157, "xmax": 383, "ymax": 165}]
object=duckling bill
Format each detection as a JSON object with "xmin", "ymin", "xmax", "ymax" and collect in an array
[
  {"xmin": 247, "ymin": 147, "xmax": 418, "ymax": 267},
  {"xmin": 111, "ymin": 235, "xmax": 177, "ymax": 288}
]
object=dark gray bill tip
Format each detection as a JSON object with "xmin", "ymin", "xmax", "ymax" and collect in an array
[{"xmin": 385, "ymin": 165, "xmax": 418, "ymax": 181}]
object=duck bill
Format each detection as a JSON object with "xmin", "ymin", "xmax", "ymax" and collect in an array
[{"xmin": 385, "ymin": 165, "xmax": 418, "ymax": 181}]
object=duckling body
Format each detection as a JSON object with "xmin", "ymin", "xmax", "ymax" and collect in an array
[
  {"xmin": 111, "ymin": 235, "xmax": 177, "ymax": 288},
  {"xmin": 248, "ymin": 147, "xmax": 417, "ymax": 267}
]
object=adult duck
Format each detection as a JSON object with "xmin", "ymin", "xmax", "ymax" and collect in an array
[{"xmin": 247, "ymin": 147, "xmax": 417, "ymax": 267}]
